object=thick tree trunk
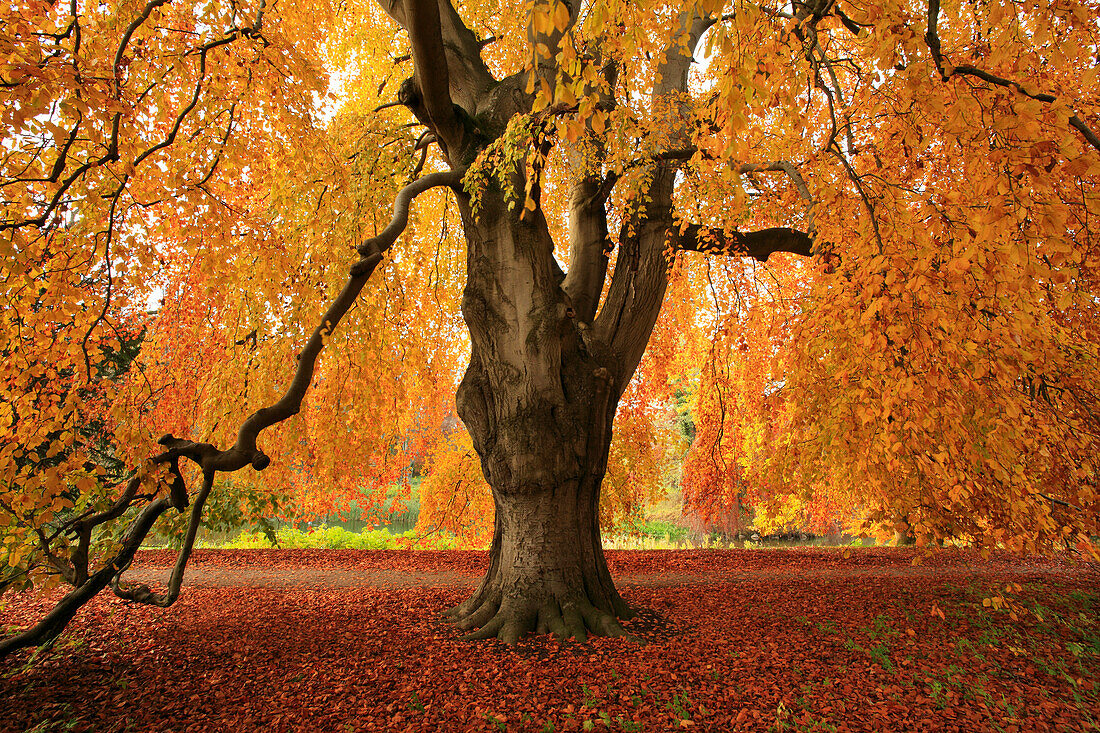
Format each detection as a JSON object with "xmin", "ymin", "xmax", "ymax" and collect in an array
[
  {"xmin": 447, "ymin": 187, "xmax": 634, "ymax": 642},
  {"xmin": 445, "ymin": 473, "xmax": 633, "ymax": 642}
]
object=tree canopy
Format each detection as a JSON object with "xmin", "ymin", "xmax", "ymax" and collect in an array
[{"xmin": 2, "ymin": 0, "xmax": 1099, "ymax": 652}]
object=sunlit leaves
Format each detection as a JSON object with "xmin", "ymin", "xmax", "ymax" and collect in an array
[{"xmin": 4, "ymin": 0, "xmax": 1100, "ymax": 602}]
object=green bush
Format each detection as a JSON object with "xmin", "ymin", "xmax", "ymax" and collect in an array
[{"xmin": 612, "ymin": 518, "xmax": 692, "ymax": 542}]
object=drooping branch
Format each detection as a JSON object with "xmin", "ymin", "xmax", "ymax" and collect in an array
[
  {"xmin": 0, "ymin": 171, "xmax": 461, "ymax": 660},
  {"xmin": 925, "ymin": 0, "xmax": 1100, "ymax": 153},
  {"xmin": 111, "ymin": 469, "xmax": 214, "ymax": 606},
  {"xmin": 0, "ymin": 498, "xmax": 170, "ymax": 659}
]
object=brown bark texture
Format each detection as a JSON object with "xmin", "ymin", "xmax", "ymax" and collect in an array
[{"xmin": 449, "ymin": 184, "xmax": 632, "ymax": 640}]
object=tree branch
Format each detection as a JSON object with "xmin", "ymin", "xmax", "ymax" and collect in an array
[
  {"xmin": 562, "ymin": 176, "xmax": 611, "ymax": 323},
  {"xmin": 111, "ymin": 470, "xmax": 214, "ymax": 606},
  {"xmin": 0, "ymin": 170, "xmax": 461, "ymax": 660},
  {"xmin": 399, "ymin": 0, "xmax": 468, "ymax": 155},
  {"xmin": 237, "ymin": 170, "xmax": 462, "ymax": 456},
  {"xmin": 0, "ymin": 498, "xmax": 170, "ymax": 659},
  {"xmin": 672, "ymin": 225, "xmax": 814, "ymax": 261},
  {"xmin": 925, "ymin": 0, "xmax": 1100, "ymax": 153},
  {"xmin": 591, "ymin": 7, "xmax": 717, "ymax": 388},
  {"xmin": 113, "ymin": 0, "xmax": 172, "ymax": 95}
]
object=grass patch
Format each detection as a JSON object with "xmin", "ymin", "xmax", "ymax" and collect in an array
[{"xmin": 200, "ymin": 525, "xmax": 463, "ymax": 550}]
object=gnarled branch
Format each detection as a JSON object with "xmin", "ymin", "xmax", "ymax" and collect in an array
[{"xmin": 0, "ymin": 170, "xmax": 461, "ymax": 660}]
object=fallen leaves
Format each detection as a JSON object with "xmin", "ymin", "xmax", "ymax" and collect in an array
[{"xmin": 0, "ymin": 548, "xmax": 1097, "ymax": 732}]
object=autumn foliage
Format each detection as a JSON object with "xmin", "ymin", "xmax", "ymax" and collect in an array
[{"xmin": 2, "ymin": 0, "xmax": 1100, "ymax": 652}]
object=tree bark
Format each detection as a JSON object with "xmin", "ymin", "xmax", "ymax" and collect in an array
[
  {"xmin": 448, "ymin": 186, "xmax": 633, "ymax": 641},
  {"xmin": 445, "ymin": 474, "xmax": 633, "ymax": 642},
  {"xmin": 379, "ymin": 0, "xmax": 809, "ymax": 644}
]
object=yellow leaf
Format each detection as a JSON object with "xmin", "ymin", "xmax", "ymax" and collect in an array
[
  {"xmin": 590, "ymin": 111, "xmax": 605, "ymax": 135},
  {"xmin": 552, "ymin": 2, "xmax": 571, "ymax": 31},
  {"xmin": 531, "ymin": 11, "xmax": 553, "ymax": 37}
]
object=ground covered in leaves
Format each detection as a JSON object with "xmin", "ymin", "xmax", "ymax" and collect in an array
[{"xmin": 1, "ymin": 549, "xmax": 1098, "ymax": 732}]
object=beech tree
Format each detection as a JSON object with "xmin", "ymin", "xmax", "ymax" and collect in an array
[{"xmin": 2, "ymin": 0, "xmax": 1099, "ymax": 655}]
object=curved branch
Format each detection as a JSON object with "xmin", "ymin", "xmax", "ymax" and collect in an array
[
  {"xmin": 0, "ymin": 170, "xmax": 461, "ymax": 660},
  {"xmin": 356, "ymin": 170, "xmax": 462, "ymax": 258},
  {"xmin": 739, "ymin": 161, "xmax": 814, "ymax": 205},
  {"xmin": 234, "ymin": 170, "xmax": 462, "ymax": 459},
  {"xmin": 925, "ymin": 0, "xmax": 1100, "ymax": 153},
  {"xmin": 111, "ymin": 470, "xmax": 214, "ymax": 606},
  {"xmin": 113, "ymin": 0, "xmax": 172, "ymax": 93}
]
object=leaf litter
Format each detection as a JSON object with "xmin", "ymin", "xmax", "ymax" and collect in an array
[{"xmin": 1, "ymin": 549, "xmax": 1097, "ymax": 732}]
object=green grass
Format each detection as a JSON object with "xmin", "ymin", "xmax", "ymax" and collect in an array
[
  {"xmin": 200, "ymin": 525, "xmax": 463, "ymax": 550},
  {"xmin": 195, "ymin": 521, "xmax": 873, "ymax": 552}
]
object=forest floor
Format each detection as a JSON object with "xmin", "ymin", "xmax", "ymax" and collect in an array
[{"xmin": 1, "ymin": 548, "xmax": 1098, "ymax": 733}]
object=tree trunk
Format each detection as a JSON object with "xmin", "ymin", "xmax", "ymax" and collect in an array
[
  {"xmin": 447, "ymin": 187, "xmax": 634, "ymax": 642},
  {"xmin": 445, "ymin": 472, "xmax": 633, "ymax": 642}
]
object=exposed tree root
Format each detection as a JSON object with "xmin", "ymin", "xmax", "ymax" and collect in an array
[{"xmin": 446, "ymin": 582, "xmax": 632, "ymax": 644}]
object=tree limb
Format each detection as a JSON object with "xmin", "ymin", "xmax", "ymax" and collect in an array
[
  {"xmin": 562, "ymin": 176, "xmax": 611, "ymax": 323},
  {"xmin": 113, "ymin": 0, "xmax": 172, "ymax": 95},
  {"xmin": 403, "ymin": 0, "xmax": 464, "ymax": 154},
  {"xmin": 592, "ymin": 7, "xmax": 717, "ymax": 388},
  {"xmin": 111, "ymin": 470, "xmax": 214, "ymax": 606},
  {"xmin": 0, "ymin": 498, "xmax": 170, "ymax": 658},
  {"xmin": 672, "ymin": 225, "xmax": 814, "ymax": 261},
  {"xmin": 0, "ymin": 170, "xmax": 461, "ymax": 661},
  {"xmin": 237, "ymin": 170, "xmax": 462, "ymax": 456},
  {"xmin": 925, "ymin": 0, "xmax": 1100, "ymax": 153}
]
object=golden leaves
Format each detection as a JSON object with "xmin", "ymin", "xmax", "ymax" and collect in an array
[{"xmin": 3, "ymin": 0, "xmax": 1100, "ymax": 578}]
